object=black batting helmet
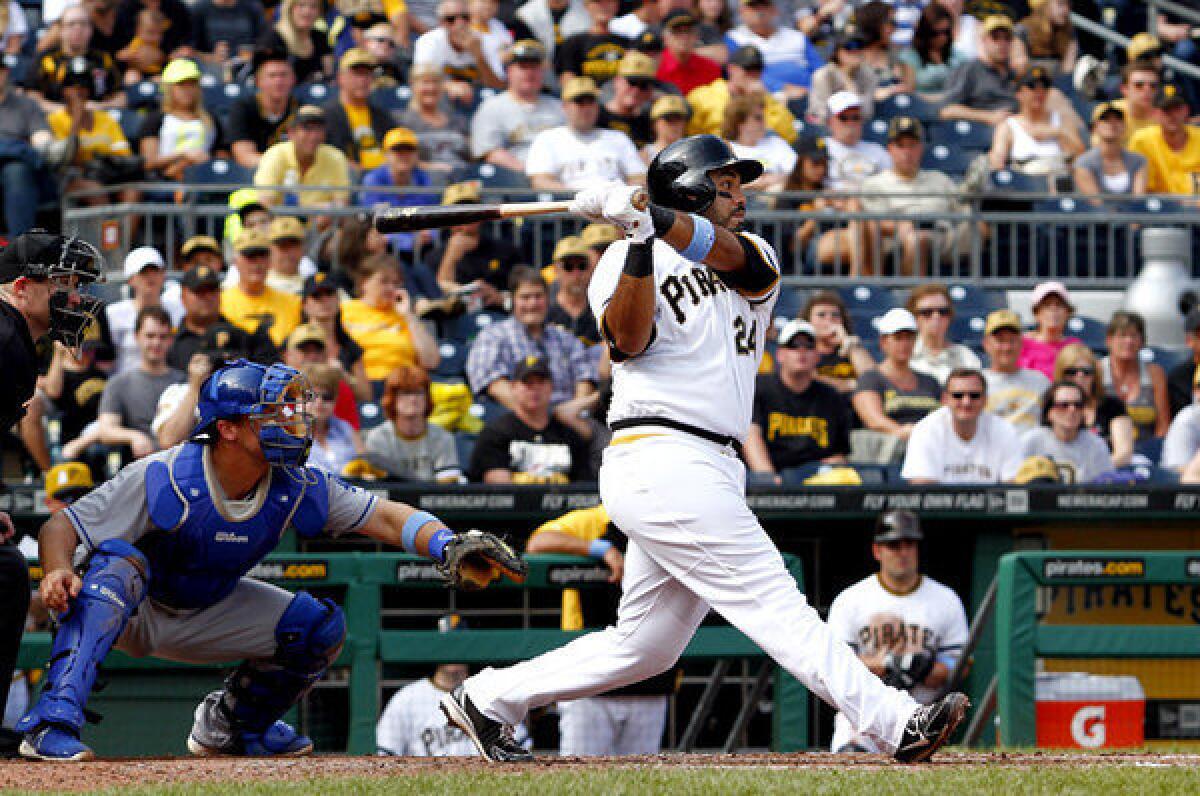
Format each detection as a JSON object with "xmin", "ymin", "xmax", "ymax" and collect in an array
[
  {"xmin": 874, "ymin": 510, "xmax": 923, "ymax": 543},
  {"xmin": 647, "ymin": 134, "xmax": 763, "ymax": 213}
]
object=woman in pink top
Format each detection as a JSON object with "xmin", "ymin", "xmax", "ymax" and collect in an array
[{"xmin": 1019, "ymin": 281, "xmax": 1082, "ymax": 378}]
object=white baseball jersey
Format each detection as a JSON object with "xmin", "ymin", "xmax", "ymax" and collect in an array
[
  {"xmin": 900, "ymin": 407, "xmax": 1024, "ymax": 484},
  {"xmin": 377, "ymin": 678, "xmax": 479, "ymax": 757},
  {"xmin": 588, "ymin": 235, "xmax": 781, "ymax": 441},
  {"xmin": 525, "ymin": 126, "xmax": 647, "ymax": 190}
]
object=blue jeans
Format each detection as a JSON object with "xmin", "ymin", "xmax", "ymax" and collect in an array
[{"xmin": 0, "ymin": 158, "xmax": 38, "ymax": 235}]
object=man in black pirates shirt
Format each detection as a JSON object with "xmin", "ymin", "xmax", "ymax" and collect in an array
[
  {"xmin": 554, "ymin": 0, "xmax": 630, "ymax": 86},
  {"xmin": 0, "ymin": 231, "xmax": 104, "ymax": 757},
  {"xmin": 227, "ymin": 49, "xmax": 299, "ymax": 170},
  {"xmin": 597, "ymin": 51, "xmax": 656, "ymax": 146},
  {"xmin": 743, "ymin": 319, "xmax": 851, "ymax": 477},
  {"xmin": 467, "ymin": 355, "xmax": 593, "ymax": 483}
]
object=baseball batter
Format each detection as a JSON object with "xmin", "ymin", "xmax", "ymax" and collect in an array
[
  {"xmin": 16, "ymin": 360, "xmax": 525, "ymax": 762},
  {"xmin": 827, "ymin": 510, "xmax": 969, "ymax": 753},
  {"xmin": 442, "ymin": 135, "xmax": 968, "ymax": 763}
]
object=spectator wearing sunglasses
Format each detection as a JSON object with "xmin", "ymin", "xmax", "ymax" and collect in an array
[
  {"xmin": 1021, "ymin": 381, "xmax": 1113, "ymax": 484},
  {"xmin": 655, "ymin": 9, "xmax": 720, "ymax": 96},
  {"xmin": 598, "ymin": 52, "xmax": 657, "ymax": 147},
  {"xmin": 906, "ymin": 283, "xmax": 980, "ymax": 385},
  {"xmin": 1054, "ymin": 342, "xmax": 1134, "ymax": 469},
  {"xmin": 822, "ymin": 91, "xmax": 891, "ymax": 190},
  {"xmin": 1111, "ymin": 62, "xmax": 1162, "ymax": 147},
  {"xmin": 743, "ymin": 319, "xmax": 851, "ymax": 480},
  {"xmin": 902, "ymin": 368, "xmax": 1022, "ymax": 484},
  {"xmin": 545, "ymin": 236, "xmax": 601, "ymax": 349},
  {"xmin": 808, "ymin": 27, "xmax": 876, "ymax": 125},
  {"xmin": 412, "ymin": 0, "xmax": 505, "ymax": 105}
]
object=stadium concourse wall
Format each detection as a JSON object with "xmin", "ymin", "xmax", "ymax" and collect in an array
[{"xmin": 8, "ymin": 484, "xmax": 1200, "ymax": 754}]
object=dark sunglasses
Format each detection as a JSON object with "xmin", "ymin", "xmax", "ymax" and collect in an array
[
  {"xmin": 308, "ymin": 289, "xmax": 337, "ymax": 299},
  {"xmin": 627, "ymin": 78, "xmax": 655, "ymax": 90},
  {"xmin": 1052, "ymin": 400, "xmax": 1084, "ymax": 410},
  {"xmin": 315, "ymin": 391, "xmax": 337, "ymax": 401},
  {"xmin": 784, "ymin": 337, "xmax": 816, "ymax": 350},
  {"xmin": 1131, "ymin": 80, "xmax": 1159, "ymax": 89},
  {"xmin": 559, "ymin": 260, "xmax": 589, "ymax": 272},
  {"xmin": 916, "ymin": 306, "xmax": 952, "ymax": 318},
  {"xmin": 837, "ymin": 112, "xmax": 862, "ymax": 122},
  {"xmin": 949, "ymin": 390, "xmax": 983, "ymax": 401},
  {"xmin": 441, "ymin": 12, "xmax": 468, "ymax": 22},
  {"xmin": 1063, "ymin": 366, "xmax": 1094, "ymax": 376}
]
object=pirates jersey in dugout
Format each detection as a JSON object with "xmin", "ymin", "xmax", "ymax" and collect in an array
[{"xmin": 589, "ymin": 233, "xmax": 781, "ymax": 442}]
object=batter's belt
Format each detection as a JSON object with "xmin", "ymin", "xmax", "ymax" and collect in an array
[{"xmin": 610, "ymin": 417, "xmax": 738, "ymax": 449}]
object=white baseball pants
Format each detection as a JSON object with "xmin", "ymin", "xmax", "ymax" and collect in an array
[
  {"xmin": 557, "ymin": 695, "xmax": 667, "ymax": 756},
  {"xmin": 465, "ymin": 432, "xmax": 918, "ymax": 751}
]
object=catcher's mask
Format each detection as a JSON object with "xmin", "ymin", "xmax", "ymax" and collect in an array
[{"xmin": 194, "ymin": 359, "xmax": 315, "ymax": 467}]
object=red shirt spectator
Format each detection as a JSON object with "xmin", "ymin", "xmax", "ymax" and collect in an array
[{"xmin": 655, "ymin": 10, "xmax": 721, "ymax": 95}]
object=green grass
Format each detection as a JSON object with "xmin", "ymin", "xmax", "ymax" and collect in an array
[{"xmin": 39, "ymin": 766, "xmax": 1200, "ymax": 796}]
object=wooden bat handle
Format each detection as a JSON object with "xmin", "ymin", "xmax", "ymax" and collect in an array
[{"xmin": 374, "ymin": 189, "xmax": 651, "ymax": 232}]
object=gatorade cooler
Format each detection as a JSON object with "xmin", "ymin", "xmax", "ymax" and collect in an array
[{"xmin": 1035, "ymin": 673, "xmax": 1145, "ymax": 748}]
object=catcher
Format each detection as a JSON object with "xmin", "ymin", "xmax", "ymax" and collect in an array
[
  {"xmin": 17, "ymin": 359, "xmax": 525, "ymax": 762},
  {"xmin": 825, "ymin": 510, "xmax": 968, "ymax": 753}
]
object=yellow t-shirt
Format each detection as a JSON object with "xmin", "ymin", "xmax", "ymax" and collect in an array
[
  {"xmin": 383, "ymin": 0, "xmax": 406, "ymax": 19},
  {"xmin": 530, "ymin": 505, "xmax": 611, "ymax": 631},
  {"xmin": 219, "ymin": 286, "xmax": 302, "ymax": 346},
  {"xmin": 253, "ymin": 141, "xmax": 351, "ymax": 208},
  {"xmin": 47, "ymin": 110, "xmax": 131, "ymax": 165},
  {"xmin": 1128, "ymin": 124, "xmax": 1200, "ymax": 195},
  {"xmin": 686, "ymin": 79, "xmax": 797, "ymax": 144},
  {"xmin": 1110, "ymin": 99, "xmax": 1156, "ymax": 146},
  {"xmin": 340, "ymin": 298, "xmax": 418, "ymax": 381},
  {"xmin": 344, "ymin": 102, "xmax": 384, "ymax": 170}
]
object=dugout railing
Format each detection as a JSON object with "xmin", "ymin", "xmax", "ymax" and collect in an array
[
  {"xmin": 994, "ymin": 550, "xmax": 1200, "ymax": 747},
  {"xmin": 17, "ymin": 552, "xmax": 808, "ymax": 757}
]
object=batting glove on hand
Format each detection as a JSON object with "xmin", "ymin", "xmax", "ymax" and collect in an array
[
  {"xmin": 569, "ymin": 183, "xmax": 616, "ymax": 222},
  {"xmin": 603, "ymin": 185, "xmax": 653, "ymax": 243},
  {"xmin": 882, "ymin": 650, "xmax": 935, "ymax": 691},
  {"xmin": 437, "ymin": 529, "xmax": 528, "ymax": 591}
]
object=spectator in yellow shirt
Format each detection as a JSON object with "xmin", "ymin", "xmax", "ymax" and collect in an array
[
  {"xmin": 47, "ymin": 54, "xmax": 141, "ymax": 208},
  {"xmin": 686, "ymin": 45, "xmax": 796, "ymax": 144},
  {"xmin": 1128, "ymin": 83, "xmax": 1200, "ymax": 195},
  {"xmin": 322, "ymin": 48, "xmax": 392, "ymax": 173},
  {"xmin": 219, "ymin": 228, "xmax": 302, "ymax": 346},
  {"xmin": 253, "ymin": 105, "xmax": 351, "ymax": 230},
  {"xmin": 1111, "ymin": 62, "xmax": 1161, "ymax": 146},
  {"xmin": 340, "ymin": 253, "xmax": 440, "ymax": 383}
]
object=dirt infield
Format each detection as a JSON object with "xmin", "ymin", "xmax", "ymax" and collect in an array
[{"xmin": 1, "ymin": 751, "xmax": 1196, "ymax": 793}]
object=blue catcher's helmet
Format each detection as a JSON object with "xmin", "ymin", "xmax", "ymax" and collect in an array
[{"xmin": 193, "ymin": 359, "xmax": 313, "ymax": 467}]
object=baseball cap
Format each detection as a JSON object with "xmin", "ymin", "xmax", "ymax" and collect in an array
[
  {"xmin": 662, "ymin": 9, "xmax": 696, "ymax": 29},
  {"xmin": 1128, "ymin": 31, "xmax": 1163, "ymax": 62},
  {"xmin": 181, "ymin": 235, "xmax": 221, "ymax": 260},
  {"xmin": 45, "ymin": 462, "xmax": 93, "ymax": 504},
  {"xmin": 1013, "ymin": 455, "xmax": 1060, "ymax": 484},
  {"xmin": 729, "ymin": 45, "xmax": 764, "ymax": 70},
  {"xmin": 1091, "ymin": 101, "xmax": 1125, "ymax": 124},
  {"xmin": 1030, "ymin": 280, "xmax": 1073, "ymax": 311},
  {"xmin": 303, "ymin": 272, "xmax": 337, "ymax": 297},
  {"xmin": 162, "ymin": 58, "xmax": 202, "ymax": 84},
  {"xmin": 827, "ymin": 90, "xmax": 862, "ymax": 117},
  {"xmin": 294, "ymin": 105, "xmax": 327, "ymax": 126},
  {"xmin": 834, "ymin": 25, "xmax": 867, "ymax": 51},
  {"xmin": 181, "ymin": 263, "xmax": 222, "ymax": 290},
  {"xmin": 512, "ymin": 354, "xmax": 551, "ymax": 381},
  {"xmin": 287, "ymin": 322, "xmax": 327, "ymax": 351},
  {"xmin": 874, "ymin": 307, "xmax": 918, "ymax": 336},
  {"xmin": 442, "ymin": 180, "xmax": 481, "ymax": 206},
  {"xmin": 804, "ymin": 466, "xmax": 863, "ymax": 486},
  {"xmin": 581, "ymin": 223, "xmax": 620, "ymax": 248},
  {"xmin": 269, "ymin": 216, "xmax": 306, "ymax": 243},
  {"xmin": 651, "ymin": 94, "xmax": 689, "ymax": 120},
  {"xmin": 552, "ymin": 235, "xmax": 589, "ymax": 261},
  {"xmin": 123, "ymin": 246, "xmax": 165, "ymax": 278},
  {"xmin": 1019, "ymin": 66, "xmax": 1053, "ymax": 88},
  {"xmin": 507, "ymin": 38, "xmax": 546, "ymax": 63},
  {"xmin": 562, "ymin": 76, "xmax": 599, "ymax": 101},
  {"xmin": 618, "ymin": 51, "xmax": 657, "ymax": 80},
  {"xmin": 777, "ymin": 318, "xmax": 817, "ymax": 347},
  {"xmin": 981, "ymin": 15, "xmax": 1014, "ymax": 35},
  {"xmin": 1155, "ymin": 82, "xmax": 1189, "ymax": 110},
  {"xmin": 887, "ymin": 116, "xmax": 923, "ymax": 142},
  {"xmin": 874, "ymin": 509, "xmax": 923, "ymax": 542},
  {"xmin": 984, "ymin": 308, "xmax": 1022, "ymax": 336},
  {"xmin": 634, "ymin": 29, "xmax": 663, "ymax": 53},
  {"xmin": 794, "ymin": 133, "xmax": 827, "ymax": 160},
  {"xmin": 234, "ymin": 227, "xmax": 271, "ymax": 255},
  {"xmin": 340, "ymin": 47, "xmax": 376, "ymax": 70},
  {"xmin": 201, "ymin": 322, "xmax": 253, "ymax": 364},
  {"xmin": 383, "ymin": 127, "xmax": 418, "ymax": 150}
]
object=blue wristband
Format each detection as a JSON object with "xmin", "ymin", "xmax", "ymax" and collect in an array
[
  {"xmin": 428, "ymin": 528, "xmax": 456, "ymax": 563},
  {"xmin": 588, "ymin": 539, "xmax": 613, "ymax": 559},
  {"xmin": 680, "ymin": 214, "xmax": 715, "ymax": 262},
  {"xmin": 401, "ymin": 510, "xmax": 438, "ymax": 554}
]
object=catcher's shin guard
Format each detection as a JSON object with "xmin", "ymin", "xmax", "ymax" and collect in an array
[
  {"xmin": 17, "ymin": 540, "xmax": 149, "ymax": 735},
  {"xmin": 215, "ymin": 592, "xmax": 345, "ymax": 734}
]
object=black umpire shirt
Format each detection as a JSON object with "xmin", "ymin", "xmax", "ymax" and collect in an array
[{"xmin": 0, "ymin": 300, "xmax": 38, "ymax": 431}]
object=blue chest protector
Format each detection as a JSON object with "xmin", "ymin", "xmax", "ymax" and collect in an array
[{"xmin": 143, "ymin": 443, "xmax": 330, "ymax": 609}]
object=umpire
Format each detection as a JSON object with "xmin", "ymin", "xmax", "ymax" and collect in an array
[{"xmin": 0, "ymin": 231, "xmax": 103, "ymax": 756}]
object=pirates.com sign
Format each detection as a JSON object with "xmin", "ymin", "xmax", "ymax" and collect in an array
[{"xmin": 1043, "ymin": 557, "xmax": 1146, "ymax": 580}]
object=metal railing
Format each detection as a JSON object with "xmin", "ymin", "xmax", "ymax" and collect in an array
[
  {"xmin": 61, "ymin": 184, "xmax": 1200, "ymax": 287},
  {"xmin": 1073, "ymin": 10, "xmax": 1200, "ymax": 82}
]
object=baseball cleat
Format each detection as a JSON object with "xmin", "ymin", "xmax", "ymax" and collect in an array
[
  {"xmin": 440, "ymin": 686, "xmax": 533, "ymax": 762},
  {"xmin": 19, "ymin": 725, "xmax": 95, "ymax": 762},
  {"xmin": 188, "ymin": 720, "xmax": 313, "ymax": 758},
  {"xmin": 894, "ymin": 692, "xmax": 969, "ymax": 763}
]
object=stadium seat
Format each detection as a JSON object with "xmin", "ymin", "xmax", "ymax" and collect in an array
[
  {"xmin": 786, "ymin": 96, "xmax": 807, "ymax": 119},
  {"xmin": 454, "ymin": 432, "xmax": 477, "ymax": 470},
  {"xmin": 370, "ymin": 85, "xmax": 412, "ymax": 113},
  {"xmin": 927, "ymin": 119, "xmax": 993, "ymax": 151},
  {"xmin": 949, "ymin": 314, "xmax": 988, "ymax": 347},
  {"xmin": 1034, "ymin": 197, "xmax": 1132, "ymax": 279},
  {"xmin": 3, "ymin": 53, "xmax": 31, "ymax": 85},
  {"xmin": 791, "ymin": 119, "xmax": 827, "ymax": 139},
  {"xmin": 1065, "ymin": 315, "xmax": 1108, "ymax": 353},
  {"xmin": 1134, "ymin": 435, "xmax": 1164, "ymax": 466},
  {"xmin": 202, "ymin": 76, "xmax": 245, "ymax": 121},
  {"xmin": 1140, "ymin": 346, "xmax": 1187, "ymax": 372},
  {"xmin": 863, "ymin": 117, "xmax": 889, "ymax": 146},
  {"xmin": 780, "ymin": 463, "xmax": 889, "ymax": 485},
  {"xmin": 987, "ymin": 169, "xmax": 1047, "ymax": 194},
  {"xmin": 836, "ymin": 284, "xmax": 895, "ymax": 316},
  {"xmin": 357, "ymin": 401, "xmax": 385, "ymax": 431},
  {"xmin": 432, "ymin": 340, "xmax": 468, "ymax": 380},
  {"xmin": 451, "ymin": 162, "xmax": 530, "ymax": 193},
  {"xmin": 947, "ymin": 284, "xmax": 1005, "ymax": 314},
  {"xmin": 183, "ymin": 159, "xmax": 256, "ymax": 207},
  {"xmin": 126, "ymin": 79, "xmax": 161, "ymax": 110},
  {"xmin": 875, "ymin": 93, "xmax": 939, "ymax": 122},
  {"xmin": 774, "ymin": 284, "xmax": 803, "ymax": 320},
  {"xmin": 921, "ymin": 143, "xmax": 975, "ymax": 178},
  {"xmin": 295, "ymin": 81, "xmax": 335, "ymax": 105}
]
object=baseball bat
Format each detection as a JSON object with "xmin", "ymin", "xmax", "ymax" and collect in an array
[{"xmin": 373, "ymin": 191, "xmax": 648, "ymax": 233}]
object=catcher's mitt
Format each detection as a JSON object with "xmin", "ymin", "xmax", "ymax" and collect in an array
[
  {"xmin": 437, "ymin": 529, "xmax": 528, "ymax": 590},
  {"xmin": 882, "ymin": 650, "xmax": 935, "ymax": 691}
]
